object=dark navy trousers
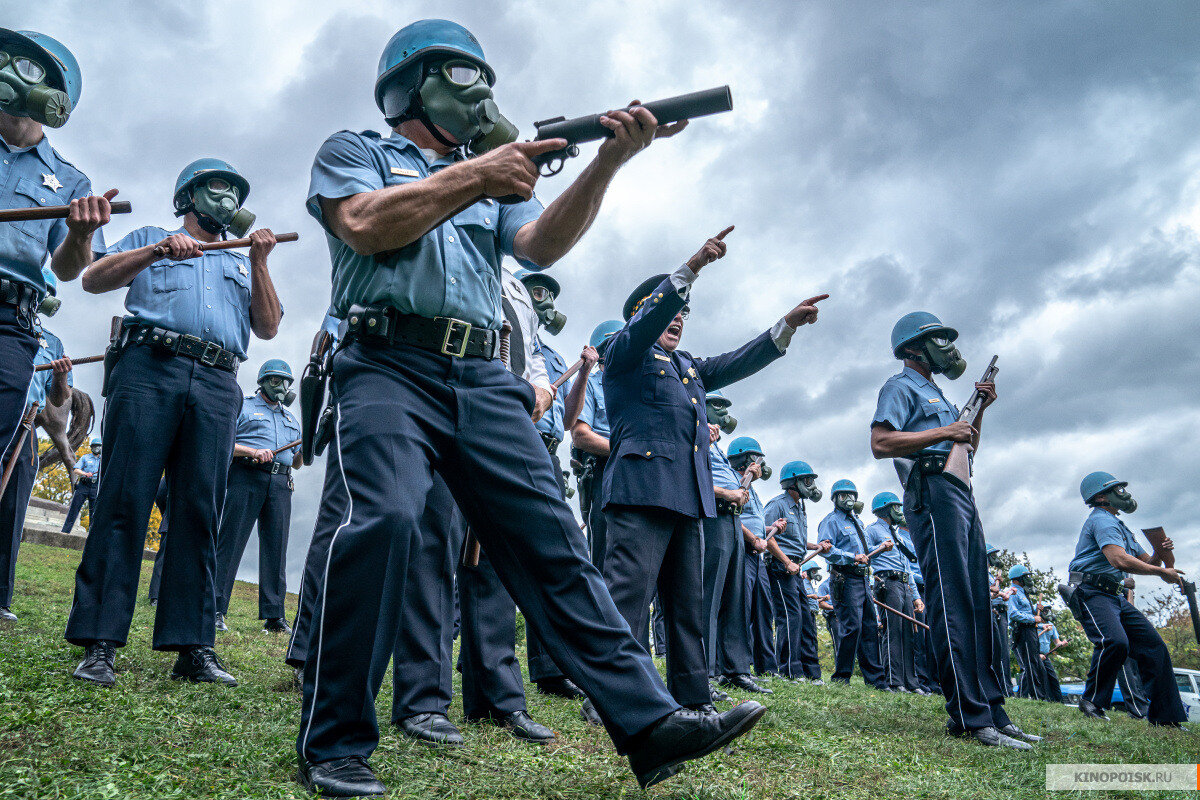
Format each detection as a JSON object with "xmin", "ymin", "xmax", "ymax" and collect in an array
[
  {"xmin": 743, "ymin": 550, "xmax": 776, "ymax": 675},
  {"xmin": 904, "ymin": 473, "xmax": 1009, "ymax": 731},
  {"xmin": 1042, "ymin": 655, "xmax": 1062, "ymax": 702},
  {"xmin": 0, "ymin": 307, "xmax": 37, "ymax": 466},
  {"xmin": 767, "ymin": 562, "xmax": 806, "ymax": 679},
  {"xmin": 585, "ymin": 457, "xmax": 609, "ymax": 570},
  {"xmin": 702, "ymin": 513, "xmax": 751, "ymax": 677},
  {"xmin": 65, "ymin": 344, "xmax": 240, "ymax": 651},
  {"xmin": 61, "ymin": 478, "xmax": 99, "ymax": 533},
  {"xmin": 0, "ymin": 428, "xmax": 38, "ymax": 608},
  {"xmin": 830, "ymin": 571, "xmax": 884, "ymax": 687},
  {"xmin": 603, "ymin": 505, "xmax": 708, "ymax": 707},
  {"xmin": 147, "ymin": 478, "xmax": 169, "ymax": 603},
  {"xmin": 990, "ymin": 605, "xmax": 1013, "ymax": 696},
  {"xmin": 1116, "ymin": 657, "xmax": 1149, "ymax": 719},
  {"xmin": 1012, "ymin": 623, "xmax": 1049, "ymax": 700},
  {"xmin": 877, "ymin": 576, "xmax": 918, "ymax": 690},
  {"xmin": 296, "ymin": 342, "xmax": 677, "ymax": 765},
  {"xmin": 1075, "ymin": 585, "xmax": 1185, "ymax": 724},
  {"xmin": 458, "ymin": 549, "xmax": 529, "ymax": 719},
  {"xmin": 215, "ymin": 462, "xmax": 292, "ymax": 619},
  {"xmin": 912, "ymin": 596, "xmax": 939, "ymax": 692}
]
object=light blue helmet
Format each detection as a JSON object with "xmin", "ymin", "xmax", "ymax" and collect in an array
[
  {"xmin": 891, "ymin": 311, "xmax": 958, "ymax": 358},
  {"xmin": 985, "ymin": 543, "xmax": 999, "ymax": 555},
  {"xmin": 257, "ymin": 359, "xmax": 293, "ymax": 383},
  {"xmin": 1008, "ymin": 564, "xmax": 1030, "ymax": 581},
  {"xmin": 89, "ymin": 436, "xmax": 101, "ymax": 447},
  {"xmin": 173, "ymin": 158, "xmax": 250, "ymax": 213},
  {"xmin": 727, "ymin": 437, "xmax": 764, "ymax": 459},
  {"xmin": 514, "ymin": 268, "xmax": 560, "ymax": 298},
  {"xmin": 0, "ymin": 29, "xmax": 82, "ymax": 126},
  {"xmin": 1080, "ymin": 471, "xmax": 1125, "ymax": 503},
  {"xmin": 375, "ymin": 19, "xmax": 494, "ymax": 121},
  {"xmin": 831, "ymin": 479, "xmax": 857, "ymax": 497},
  {"xmin": 800, "ymin": 560, "xmax": 820, "ymax": 573},
  {"xmin": 780, "ymin": 460, "xmax": 816, "ymax": 482},
  {"xmin": 589, "ymin": 319, "xmax": 624, "ymax": 350},
  {"xmin": 871, "ymin": 491, "xmax": 901, "ymax": 513}
]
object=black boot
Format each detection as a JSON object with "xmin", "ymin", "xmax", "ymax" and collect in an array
[
  {"xmin": 579, "ymin": 698, "xmax": 603, "ymax": 727},
  {"xmin": 297, "ymin": 756, "xmax": 385, "ymax": 797},
  {"xmin": 263, "ymin": 617, "xmax": 292, "ymax": 634},
  {"xmin": 397, "ymin": 712, "xmax": 463, "ymax": 746},
  {"xmin": 999, "ymin": 723, "xmax": 1042, "ymax": 743},
  {"xmin": 627, "ymin": 701, "xmax": 767, "ymax": 788},
  {"xmin": 499, "ymin": 710, "xmax": 555, "ymax": 744},
  {"xmin": 72, "ymin": 641, "xmax": 117, "ymax": 686},
  {"xmin": 171, "ymin": 646, "xmax": 237, "ymax": 686},
  {"xmin": 723, "ymin": 673, "xmax": 773, "ymax": 694},
  {"xmin": 535, "ymin": 676, "xmax": 586, "ymax": 699}
]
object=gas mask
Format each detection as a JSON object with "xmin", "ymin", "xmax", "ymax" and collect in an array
[
  {"xmin": 706, "ymin": 402, "xmax": 737, "ymax": 434},
  {"xmin": 419, "ymin": 59, "xmax": 517, "ymax": 155},
  {"xmin": 852, "ymin": 500, "xmax": 865, "ymax": 515},
  {"xmin": 38, "ymin": 294, "xmax": 61, "ymax": 317},
  {"xmin": 919, "ymin": 336, "xmax": 967, "ymax": 380},
  {"xmin": 261, "ymin": 376, "xmax": 296, "ymax": 406},
  {"xmin": 90, "ymin": 444, "xmax": 101, "ymax": 456},
  {"xmin": 1102, "ymin": 485, "xmax": 1137, "ymax": 514},
  {"xmin": 786, "ymin": 476, "xmax": 821, "ymax": 503},
  {"xmin": 887, "ymin": 505, "xmax": 906, "ymax": 527},
  {"xmin": 0, "ymin": 51, "xmax": 71, "ymax": 127},
  {"xmin": 987, "ymin": 552, "xmax": 1001, "ymax": 569},
  {"xmin": 527, "ymin": 283, "xmax": 566, "ymax": 335},
  {"xmin": 191, "ymin": 178, "xmax": 255, "ymax": 238},
  {"xmin": 834, "ymin": 492, "xmax": 858, "ymax": 514},
  {"xmin": 760, "ymin": 463, "xmax": 772, "ymax": 482}
]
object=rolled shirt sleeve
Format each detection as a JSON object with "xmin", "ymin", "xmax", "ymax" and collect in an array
[{"xmin": 306, "ymin": 132, "xmax": 387, "ymax": 232}]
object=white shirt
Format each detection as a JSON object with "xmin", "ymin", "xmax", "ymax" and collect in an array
[{"xmin": 501, "ymin": 268, "xmax": 551, "ymax": 392}]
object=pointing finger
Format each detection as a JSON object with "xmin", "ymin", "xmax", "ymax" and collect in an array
[
  {"xmin": 802, "ymin": 294, "xmax": 830, "ymax": 306},
  {"xmin": 518, "ymin": 138, "xmax": 570, "ymax": 156},
  {"xmin": 715, "ymin": 225, "xmax": 735, "ymax": 240}
]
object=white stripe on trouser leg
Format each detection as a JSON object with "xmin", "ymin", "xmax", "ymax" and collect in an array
[
  {"xmin": 928, "ymin": 513, "xmax": 965, "ymax": 725},
  {"xmin": 65, "ymin": 383, "xmax": 115, "ymax": 633},
  {"xmin": 772, "ymin": 576, "xmax": 793, "ymax": 677},
  {"xmin": 1081, "ymin": 598, "xmax": 1109, "ymax": 706},
  {"xmin": 300, "ymin": 404, "xmax": 351, "ymax": 759}
]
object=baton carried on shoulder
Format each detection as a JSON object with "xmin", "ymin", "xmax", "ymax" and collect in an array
[
  {"xmin": 943, "ymin": 355, "xmax": 999, "ymax": 489},
  {"xmin": 0, "ymin": 403, "xmax": 38, "ymax": 497},
  {"xmin": 152, "ymin": 232, "xmax": 298, "ymax": 258},
  {"xmin": 0, "ymin": 200, "xmax": 131, "ymax": 223}
]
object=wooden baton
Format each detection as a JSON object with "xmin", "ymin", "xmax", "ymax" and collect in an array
[
  {"xmin": 871, "ymin": 596, "xmax": 930, "ymax": 630},
  {"xmin": 0, "ymin": 403, "xmax": 38, "ymax": 498},
  {"xmin": 0, "ymin": 200, "xmax": 131, "ymax": 223},
  {"xmin": 272, "ymin": 439, "xmax": 302, "ymax": 457},
  {"xmin": 551, "ymin": 358, "xmax": 585, "ymax": 392},
  {"xmin": 34, "ymin": 354, "xmax": 104, "ymax": 371},
  {"xmin": 153, "ymin": 231, "xmax": 299, "ymax": 257}
]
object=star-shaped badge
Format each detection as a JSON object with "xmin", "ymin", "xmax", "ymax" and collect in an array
[
  {"xmin": 238, "ymin": 264, "xmax": 248, "ymax": 276},
  {"xmin": 41, "ymin": 173, "xmax": 63, "ymax": 192}
]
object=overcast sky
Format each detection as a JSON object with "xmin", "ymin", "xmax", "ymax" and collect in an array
[{"xmin": 18, "ymin": 1, "xmax": 1200, "ymax": 601}]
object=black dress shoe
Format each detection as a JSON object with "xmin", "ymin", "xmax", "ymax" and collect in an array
[
  {"xmin": 709, "ymin": 682, "xmax": 730, "ymax": 703},
  {"xmin": 726, "ymin": 673, "xmax": 773, "ymax": 694},
  {"xmin": 0, "ymin": 606, "xmax": 16, "ymax": 622},
  {"xmin": 397, "ymin": 712, "xmax": 463, "ymax": 746},
  {"xmin": 297, "ymin": 756, "xmax": 385, "ymax": 797},
  {"xmin": 215, "ymin": 613, "xmax": 227, "ymax": 632},
  {"xmin": 628, "ymin": 701, "xmax": 767, "ymax": 789},
  {"xmin": 535, "ymin": 676, "xmax": 586, "ymax": 699},
  {"xmin": 1079, "ymin": 699, "xmax": 1110, "ymax": 720},
  {"xmin": 149, "ymin": 598, "xmax": 157, "ymax": 607},
  {"xmin": 263, "ymin": 617, "xmax": 292, "ymax": 634},
  {"xmin": 999, "ymin": 724, "xmax": 1042, "ymax": 743},
  {"xmin": 959, "ymin": 726, "xmax": 1032, "ymax": 749},
  {"xmin": 500, "ymin": 710, "xmax": 555, "ymax": 743},
  {"xmin": 688, "ymin": 703, "xmax": 718, "ymax": 715},
  {"xmin": 580, "ymin": 698, "xmax": 603, "ymax": 727},
  {"xmin": 72, "ymin": 641, "xmax": 117, "ymax": 686},
  {"xmin": 171, "ymin": 646, "xmax": 237, "ymax": 686}
]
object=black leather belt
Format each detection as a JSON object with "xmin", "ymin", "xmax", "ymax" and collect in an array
[
  {"xmin": 120, "ymin": 325, "xmax": 239, "ymax": 373},
  {"xmin": 1069, "ymin": 570, "xmax": 1122, "ymax": 596},
  {"xmin": 832, "ymin": 563, "xmax": 868, "ymax": 577},
  {"xmin": 716, "ymin": 498, "xmax": 740, "ymax": 517},
  {"xmin": 877, "ymin": 570, "xmax": 909, "ymax": 582},
  {"xmin": 345, "ymin": 305, "xmax": 500, "ymax": 360},
  {"xmin": 235, "ymin": 457, "xmax": 292, "ymax": 476},
  {"xmin": 0, "ymin": 277, "xmax": 39, "ymax": 328},
  {"xmin": 541, "ymin": 432, "xmax": 561, "ymax": 455},
  {"xmin": 918, "ymin": 453, "xmax": 947, "ymax": 475}
]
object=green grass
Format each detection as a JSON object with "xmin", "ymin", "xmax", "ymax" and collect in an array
[{"xmin": 1, "ymin": 543, "xmax": 1196, "ymax": 799}]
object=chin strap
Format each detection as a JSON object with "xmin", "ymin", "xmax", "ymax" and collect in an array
[{"xmin": 416, "ymin": 106, "xmax": 464, "ymax": 150}]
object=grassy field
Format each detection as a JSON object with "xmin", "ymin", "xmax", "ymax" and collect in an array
[{"xmin": 0, "ymin": 543, "xmax": 1196, "ymax": 799}]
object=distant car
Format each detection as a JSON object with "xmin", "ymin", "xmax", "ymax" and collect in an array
[{"xmin": 1060, "ymin": 668, "xmax": 1200, "ymax": 723}]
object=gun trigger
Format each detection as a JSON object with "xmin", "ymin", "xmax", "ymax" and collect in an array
[
  {"xmin": 567, "ymin": 145, "xmax": 580, "ymax": 158},
  {"xmin": 542, "ymin": 158, "xmax": 566, "ymax": 177}
]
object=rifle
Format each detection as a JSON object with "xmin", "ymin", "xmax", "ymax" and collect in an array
[
  {"xmin": 871, "ymin": 596, "xmax": 930, "ymax": 630},
  {"xmin": 0, "ymin": 200, "xmax": 131, "ymax": 223},
  {"xmin": 0, "ymin": 403, "xmax": 38, "ymax": 497},
  {"xmin": 34, "ymin": 354, "xmax": 104, "ymax": 371},
  {"xmin": 942, "ymin": 355, "xmax": 999, "ymax": 489},
  {"xmin": 152, "ymin": 231, "xmax": 298, "ymax": 258},
  {"xmin": 1143, "ymin": 526, "xmax": 1200, "ymax": 645},
  {"xmin": 496, "ymin": 87, "xmax": 733, "ymax": 202}
]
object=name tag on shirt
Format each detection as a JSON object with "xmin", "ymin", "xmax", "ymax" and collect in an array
[
  {"xmin": 654, "ymin": 354, "xmax": 671, "ymax": 362},
  {"xmin": 927, "ymin": 398, "xmax": 940, "ymax": 403},
  {"xmin": 390, "ymin": 167, "xmax": 419, "ymax": 178}
]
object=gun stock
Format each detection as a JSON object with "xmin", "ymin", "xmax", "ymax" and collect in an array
[
  {"xmin": 871, "ymin": 596, "xmax": 930, "ymax": 630},
  {"xmin": 1140, "ymin": 526, "xmax": 1175, "ymax": 569}
]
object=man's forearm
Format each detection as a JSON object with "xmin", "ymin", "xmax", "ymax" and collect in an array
[
  {"xmin": 563, "ymin": 370, "xmax": 591, "ymax": 429},
  {"xmin": 232, "ymin": 443, "xmax": 257, "ymax": 459},
  {"xmin": 515, "ymin": 158, "xmax": 617, "ymax": 267},
  {"xmin": 82, "ymin": 248, "xmax": 155, "ymax": 294},
  {"xmin": 248, "ymin": 261, "xmax": 282, "ymax": 340},
  {"xmin": 767, "ymin": 538, "xmax": 791, "ymax": 566},
  {"xmin": 871, "ymin": 426, "xmax": 953, "ymax": 459},
  {"xmin": 50, "ymin": 231, "xmax": 97, "ymax": 282},
  {"xmin": 571, "ymin": 425, "xmax": 610, "ymax": 456}
]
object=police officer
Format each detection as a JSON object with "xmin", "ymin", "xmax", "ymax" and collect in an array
[
  {"xmin": 565, "ymin": 320, "xmax": 622, "ymax": 570},
  {"xmin": 296, "ymin": 20, "xmax": 763, "ymax": 795},
  {"xmin": 866, "ymin": 492, "xmax": 923, "ymax": 693},
  {"xmin": 66, "ymin": 157, "xmax": 282, "ymax": 688},
  {"xmin": 818, "ymin": 573, "xmax": 837, "ymax": 644},
  {"xmin": 147, "ymin": 477, "xmax": 168, "ymax": 606},
  {"xmin": 986, "ymin": 544, "xmax": 1013, "ymax": 697},
  {"xmin": 1036, "ymin": 606, "xmax": 1064, "ymax": 703},
  {"xmin": 214, "ymin": 359, "xmax": 301, "ymax": 633},
  {"xmin": 61, "ymin": 436, "xmax": 101, "ymax": 533},
  {"xmin": 0, "ymin": 29, "xmax": 110, "ymax": 465},
  {"xmin": 871, "ymin": 311, "xmax": 1036, "ymax": 748},
  {"xmin": 729, "ymin": 438, "xmax": 779, "ymax": 678},
  {"xmin": 817, "ymin": 480, "xmax": 887, "ymax": 689},
  {"xmin": 798, "ymin": 560, "xmax": 826, "ymax": 684},
  {"xmin": 703, "ymin": 396, "xmax": 769, "ymax": 695},
  {"xmin": 1066, "ymin": 471, "xmax": 1186, "ymax": 726},
  {"xmin": 0, "ymin": 322, "xmax": 71, "ymax": 622},
  {"xmin": 1006, "ymin": 565, "xmax": 1048, "ymax": 701},
  {"xmin": 762, "ymin": 461, "xmax": 830, "ymax": 681},
  {"xmin": 600, "ymin": 228, "xmax": 822, "ymax": 713}
]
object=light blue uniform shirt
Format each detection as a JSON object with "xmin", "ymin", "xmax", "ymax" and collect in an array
[
  {"xmin": 818, "ymin": 577, "xmax": 832, "ymax": 604},
  {"xmin": 76, "ymin": 452, "xmax": 101, "ymax": 477},
  {"xmin": 739, "ymin": 485, "xmax": 765, "ymax": 539},
  {"xmin": 305, "ymin": 130, "xmax": 544, "ymax": 329},
  {"xmin": 818, "ymin": 508, "xmax": 869, "ymax": 567},
  {"xmin": 0, "ymin": 133, "xmax": 103, "ymax": 296},
  {"xmin": 803, "ymin": 575, "xmax": 820, "ymax": 609},
  {"xmin": 534, "ymin": 336, "xmax": 568, "ymax": 441},
  {"xmin": 1039, "ymin": 623, "xmax": 1059, "ymax": 654},
  {"xmin": 763, "ymin": 491, "xmax": 808, "ymax": 560},
  {"xmin": 1068, "ymin": 507, "xmax": 1146, "ymax": 583},
  {"xmin": 235, "ymin": 392, "xmax": 301, "ymax": 464},
  {"xmin": 1006, "ymin": 584, "xmax": 1036, "ymax": 625},
  {"xmin": 872, "ymin": 365, "xmax": 960, "ymax": 456},
  {"xmin": 865, "ymin": 518, "xmax": 919, "ymax": 599},
  {"xmin": 709, "ymin": 441, "xmax": 740, "ymax": 492},
  {"xmin": 27, "ymin": 328, "xmax": 70, "ymax": 408},
  {"xmin": 321, "ymin": 307, "xmax": 343, "ymax": 341},
  {"xmin": 576, "ymin": 369, "xmax": 610, "ymax": 437},
  {"xmin": 107, "ymin": 226, "xmax": 254, "ymax": 359}
]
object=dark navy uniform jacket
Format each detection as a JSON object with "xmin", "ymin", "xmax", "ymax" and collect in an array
[{"xmin": 601, "ymin": 272, "xmax": 786, "ymax": 519}]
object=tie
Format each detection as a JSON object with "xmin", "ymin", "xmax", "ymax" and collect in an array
[{"xmin": 501, "ymin": 295, "xmax": 525, "ymax": 377}]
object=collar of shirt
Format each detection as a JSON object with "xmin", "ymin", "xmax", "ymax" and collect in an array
[
  {"xmin": 0, "ymin": 131, "xmax": 57, "ymax": 170},
  {"xmin": 901, "ymin": 364, "xmax": 952, "ymax": 401}
]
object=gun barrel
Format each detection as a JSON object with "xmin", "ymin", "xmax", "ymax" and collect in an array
[
  {"xmin": 534, "ymin": 86, "xmax": 733, "ymax": 144},
  {"xmin": 0, "ymin": 200, "xmax": 132, "ymax": 223}
]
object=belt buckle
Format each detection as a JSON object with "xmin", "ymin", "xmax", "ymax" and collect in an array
[
  {"xmin": 199, "ymin": 341, "xmax": 221, "ymax": 367},
  {"xmin": 271, "ymin": 461, "xmax": 280, "ymax": 474},
  {"xmin": 438, "ymin": 317, "xmax": 472, "ymax": 358}
]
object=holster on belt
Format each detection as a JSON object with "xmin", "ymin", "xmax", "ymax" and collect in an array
[
  {"xmin": 300, "ymin": 329, "xmax": 335, "ymax": 466},
  {"xmin": 101, "ymin": 316, "xmax": 124, "ymax": 398}
]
